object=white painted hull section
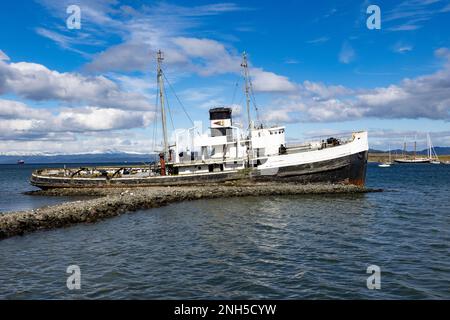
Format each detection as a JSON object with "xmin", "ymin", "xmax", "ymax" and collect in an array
[{"xmin": 258, "ymin": 132, "xmax": 368, "ymax": 170}]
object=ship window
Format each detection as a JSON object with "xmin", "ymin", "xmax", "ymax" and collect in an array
[{"xmin": 197, "ymin": 166, "xmax": 202, "ymax": 170}]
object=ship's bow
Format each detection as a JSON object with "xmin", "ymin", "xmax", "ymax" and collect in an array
[{"xmin": 348, "ymin": 131, "xmax": 369, "ymax": 186}]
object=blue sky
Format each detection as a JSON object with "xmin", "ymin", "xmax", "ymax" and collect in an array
[{"xmin": 0, "ymin": 0, "xmax": 449, "ymax": 154}]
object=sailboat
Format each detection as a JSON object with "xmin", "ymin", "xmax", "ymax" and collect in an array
[
  {"xmin": 394, "ymin": 138, "xmax": 430, "ymax": 163},
  {"xmin": 378, "ymin": 145, "xmax": 393, "ymax": 167},
  {"xmin": 427, "ymin": 133, "xmax": 440, "ymax": 164},
  {"xmin": 29, "ymin": 51, "xmax": 369, "ymax": 189}
]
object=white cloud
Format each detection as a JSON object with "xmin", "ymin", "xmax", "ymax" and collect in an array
[
  {"xmin": 306, "ymin": 37, "xmax": 329, "ymax": 44},
  {"xmin": 0, "ymin": 50, "xmax": 9, "ymax": 61},
  {"xmin": 172, "ymin": 37, "xmax": 241, "ymax": 76},
  {"xmin": 111, "ymin": 74, "xmax": 156, "ymax": 96},
  {"xmin": 0, "ymin": 130, "xmax": 156, "ymax": 155},
  {"xmin": 384, "ymin": 0, "xmax": 445, "ymax": 32},
  {"xmin": 393, "ymin": 42, "xmax": 414, "ymax": 53},
  {"xmin": 0, "ymin": 99, "xmax": 155, "ymax": 142},
  {"xmin": 388, "ymin": 24, "xmax": 421, "ymax": 31},
  {"xmin": 64, "ymin": 3, "xmax": 296, "ymax": 92},
  {"xmin": 263, "ymin": 107, "xmax": 301, "ymax": 124},
  {"xmin": 302, "ymin": 81, "xmax": 353, "ymax": 99},
  {"xmin": 79, "ymin": 2, "xmax": 245, "ymax": 75},
  {"xmin": 339, "ymin": 42, "xmax": 355, "ymax": 64},
  {"xmin": 53, "ymin": 107, "xmax": 154, "ymax": 132},
  {"xmin": 86, "ymin": 42, "xmax": 157, "ymax": 73},
  {"xmin": 284, "ymin": 58, "xmax": 300, "ymax": 65},
  {"xmin": 0, "ymin": 99, "xmax": 51, "ymax": 120},
  {"xmin": 435, "ymin": 47, "xmax": 450, "ymax": 59},
  {"xmin": 357, "ymin": 85, "xmax": 409, "ymax": 107},
  {"xmin": 250, "ymin": 68, "xmax": 297, "ymax": 93},
  {"xmin": 3, "ymin": 0, "xmax": 447, "ymax": 154},
  {"xmin": 259, "ymin": 48, "xmax": 450, "ymax": 123},
  {"xmin": 173, "ymin": 37, "xmax": 227, "ymax": 58},
  {"xmin": 0, "ymin": 60, "xmax": 152, "ymax": 111}
]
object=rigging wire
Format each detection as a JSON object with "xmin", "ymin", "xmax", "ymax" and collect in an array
[
  {"xmin": 231, "ymin": 79, "xmax": 240, "ymax": 105},
  {"xmin": 163, "ymin": 80, "xmax": 176, "ymax": 131},
  {"xmin": 162, "ymin": 70, "xmax": 195, "ymax": 127},
  {"xmin": 152, "ymin": 84, "xmax": 160, "ymax": 154},
  {"xmin": 238, "ymin": 92, "xmax": 245, "ymax": 105},
  {"xmin": 246, "ymin": 68, "xmax": 262, "ymax": 125}
]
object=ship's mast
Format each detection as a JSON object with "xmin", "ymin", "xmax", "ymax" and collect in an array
[
  {"xmin": 403, "ymin": 140, "xmax": 406, "ymax": 158},
  {"xmin": 157, "ymin": 50, "xmax": 169, "ymax": 161},
  {"xmin": 241, "ymin": 52, "xmax": 252, "ymax": 130}
]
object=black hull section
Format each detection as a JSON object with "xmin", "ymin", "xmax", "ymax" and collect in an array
[
  {"xmin": 254, "ymin": 151, "xmax": 368, "ymax": 186},
  {"xmin": 30, "ymin": 151, "xmax": 368, "ymax": 189}
]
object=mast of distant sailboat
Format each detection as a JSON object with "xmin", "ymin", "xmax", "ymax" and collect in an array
[
  {"xmin": 388, "ymin": 144, "xmax": 392, "ymax": 163},
  {"xmin": 427, "ymin": 133, "xmax": 440, "ymax": 164}
]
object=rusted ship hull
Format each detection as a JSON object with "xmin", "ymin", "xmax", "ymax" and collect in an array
[{"xmin": 30, "ymin": 151, "xmax": 368, "ymax": 189}]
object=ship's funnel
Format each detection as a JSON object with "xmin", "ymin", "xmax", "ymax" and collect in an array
[{"xmin": 209, "ymin": 107, "xmax": 232, "ymax": 137}]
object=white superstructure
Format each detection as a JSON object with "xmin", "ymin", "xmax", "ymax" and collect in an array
[{"xmin": 30, "ymin": 50, "xmax": 370, "ymax": 189}]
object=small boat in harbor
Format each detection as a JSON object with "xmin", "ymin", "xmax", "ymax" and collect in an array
[
  {"xmin": 427, "ymin": 133, "xmax": 441, "ymax": 164},
  {"xmin": 378, "ymin": 145, "xmax": 393, "ymax": 168},
  {"xmin": 17, "ymin": 160, "xmax": 25, "ymax": 165},
  {"xmin": 394, "ymin": 139, "xmax": 429, "ymax": 164},
  {"xmin": 30, "ymin": 51, "xmax": 369, "ymax": 189}
]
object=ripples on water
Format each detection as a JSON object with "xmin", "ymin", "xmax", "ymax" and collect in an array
[
  {"xmin": 0, "ymin": 163, "xmax": 449, "ymax": 299},
  {"xmin": 0, "ymin": 164, "xmax": 102, "ymax": 212}
]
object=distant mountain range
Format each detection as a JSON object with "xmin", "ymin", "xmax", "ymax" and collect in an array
[
  {"xmin": 369, "ymin": 147, "xmax": 450, "ymax": 155},
  {"xmin": 0, "ymin": 152, "xmax": 157, "ymax": 164},
  {"xmin": 1, "ymin": 147, "xmax": 449, "ymax": 164}
]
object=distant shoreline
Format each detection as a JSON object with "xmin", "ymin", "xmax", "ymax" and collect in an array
[
  {"xmin": 2, "ymin": 153, "xmax": 449, "ymax": 165},
  {"xmin": 368, "ymin": 153, "xmax": 450, "ymax": 163}
]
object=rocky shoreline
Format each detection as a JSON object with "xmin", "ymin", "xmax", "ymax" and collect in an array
[{"xmin": 0, "ymin": 183, "xmax": 381, "ymax": 240}]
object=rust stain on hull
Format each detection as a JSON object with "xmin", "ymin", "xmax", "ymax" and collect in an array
[{"xmin": 30, "ymin": 152, "xmax": 369, "ymax": 189}]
